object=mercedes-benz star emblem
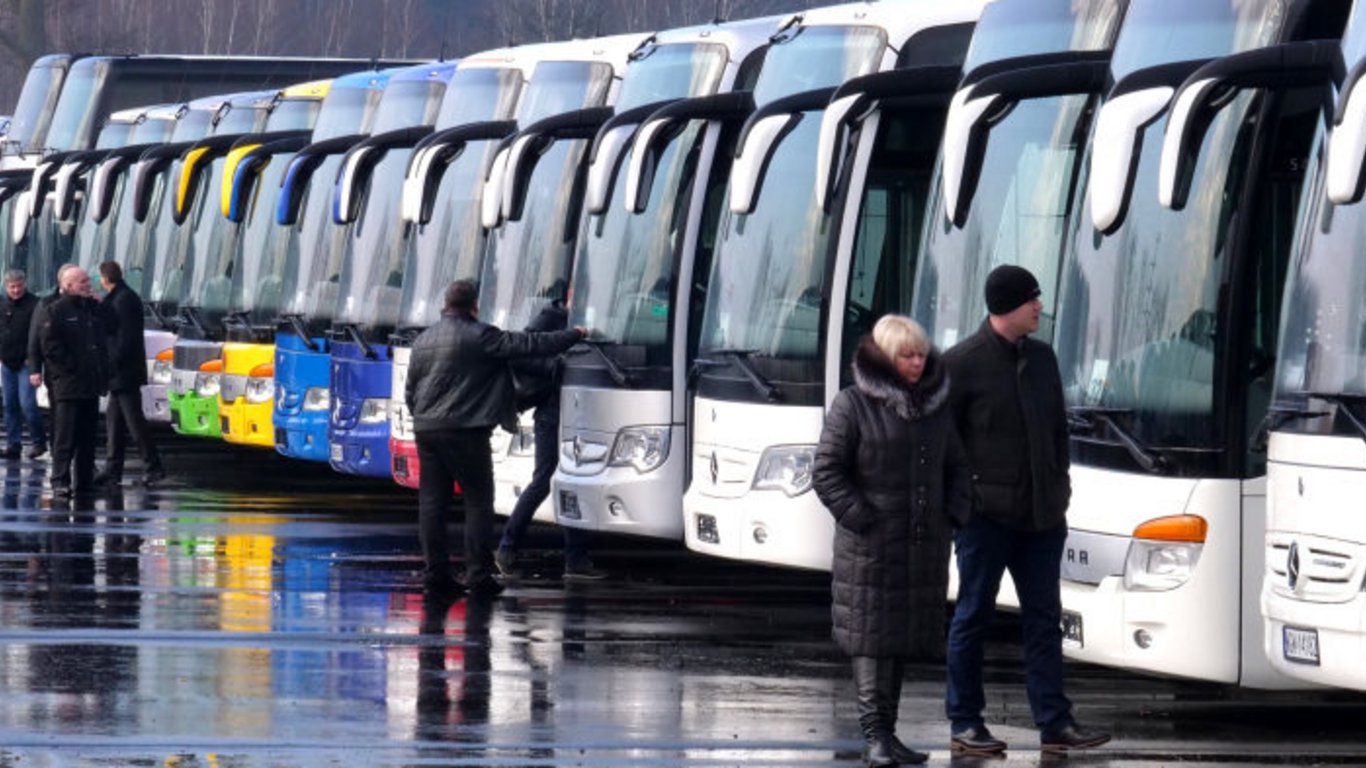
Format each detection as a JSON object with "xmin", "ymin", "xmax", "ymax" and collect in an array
[
  {"xmin": 709, "ymin": 451, "xmax": 719, "ymax": 485},
  {"xmin": 1287, "ymin": 541, "xmax": 1301, "ymax": 590}
]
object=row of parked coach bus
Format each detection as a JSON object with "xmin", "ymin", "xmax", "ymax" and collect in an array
[{"xmin": 2, "ymin": 0, "xmax": 1365, "ymax": 695}]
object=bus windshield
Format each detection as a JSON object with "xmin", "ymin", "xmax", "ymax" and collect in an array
[
  {"xmin": 396, "ymin": 68, "xmax": 526, "ymax": 331},
  {"xmin": 5, "ymin": 58, "xmax": 69, "ymax": 156},
  {"xmin": 43, "ymin": 59, "xmax": 108, "ymax": 153},
  {"xmin": 1054, "ymin": 3, "xmax": 1285, "ymax": 451},
  {"xmin": 311, "ymin": 85, "xmax": 384, "ymax": 141},
  {"xmin": 696, "ymin": 25, "xmax": 885, "ymax": 387},
  {"xmin": 370, "ymin": 80, "xmax": 445, "ymax": 134},
  {"xmin": 915, "ymin": 0, "xmax": 1124, "ymax": 348},
  {"xmin": 268, "ymin": 98, "xmax": 322, "ymax": 133},
  {"xmin": 279, "ymin": 154, "xmax": 349, "ymax": 326}
]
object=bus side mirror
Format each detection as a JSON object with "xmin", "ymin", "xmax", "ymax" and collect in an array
[
  {"xmin": 501, "ymin": 107, "xmax": 612, "ymax": 224},
  {"xmin": 626, "ymin": 92, "xmax": 754, "ymax": 215},
  {"xmin": 52, "ymin": 155, "xmax": 95, "ymax": 222},
  {"xmin": 27, "ymin": 159, "xmax": 59, "ymax": 219},
  {"xmin": 1089, "ymin": 58, "xmax": 1215, "ymax": 234},
  {"xmin": 223, "ymin": 144, "xmax": 266, "ymax": 223},
  {"xmin": 90, "ymin": 155, "xmax": 129, "ymax": 224},
  {"xmin": 333, "ymin": 126, "xmax": 433, "ymax": 225},
  {"xmin": 1161, "ymin": 41, "xmax": 1342, "ymax": 210},
  {"xmin": 275, "ymin": 133, "xmax": 367, "ymax": 226},
  {"xmin": 1328, "ymin": 57, "xmax": 1366, "ymax": 204},
  {"xmin": 480, "ymin": 143, "xmax": 512, "ymax": 230},
  {"xmin": 729, "ymin": 87, "xmax": 835, "ymax": 216},
  {"xmin": 400, "ymin": 120, "xmax": 516, "ymax": 225},
  {"xmin": 585, "ymin": 99, "xmax": 680, "ymax": 215}
]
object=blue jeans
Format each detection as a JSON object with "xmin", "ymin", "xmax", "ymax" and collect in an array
[
  {"xmin": 498, "ymin": 412, "xmax": 589, "ymax": 568},
  {"xmin": 946, "ymin": 516, "xmax": 1072, "ymax": 733},
  {"xmin": 1, "ymin": 363, "xmax": 45, "ymax": 450}
]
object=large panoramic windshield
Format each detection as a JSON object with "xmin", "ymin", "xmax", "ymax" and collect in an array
[
  {"xmin": 1109, "ymin": 0, "xmax": 1284, "ymax": 81},
  {"xmin": 171, "ymin": 109, "xmax": 215, "ymax": 142},
  {"xmin": 128, "ymin": 115, "xmax": 176, "ymax": 144},
  {"xmin": 700, "ymin": 116, "xmax": 826, "ymax": 360},
  {"xmin": 1055, "ymin": 98, "xmax": 1256, "ymax": 449},
  {"xmin": 435, "ymin": 67, "xmax": 523, "ymax": 128},
  {"xmin": 480, "ymin": 140, "xmax": 585, "ymax": 331},
  {"xmin": 915, "ymin": 96, "xmax": 1091, "ymax": 347},
  {"xmin": 183, "ymin": 155, "xmax": 238, "ymax": 327},
  {"xmin": 279, "ymin": 154, "xmax": 349, "ymax": 324},
  {"xmin": 43, "ymin": 59, "xmax": 107, "ymax": 153},
  {"xmin": 312, "ymin": 86, "xmax": 383, "ymax": 141},
  {"xmin": 753, "ymin": 26, "xmax": 885, "ymax": 104},
  {"xmin": 397, "ymin": 69, "xmax": 526, "ymax": 330},
  {"xmin": 569, "ymin": 121, "xmax": 706, "ymax": 351},
  {"xmin": 267, "ymin": 98, "xmax": 322, "ymax": 133},
  {"xmin": 147, "ymin": 161, "xmax": 187, "ymax": 307},
  {"xmin": 212, "ymin": 101, "xmax": 270, "ymax": 136},
  {"xmin": 518, "ymin": 62, "xmax": 612, "ymax": 125},
  {"xmin": 333, "ymin": 147, "xmax": 412, "ymax": 335},
  {"xmin": 5, "ymin": 59, "xmax": 67, "ymax": 155},
  {"xmin": 370, "ymin": 80, "xmax": 444, "ymax": 134},
  {"xmin": 614, "ymin": 43, "xmax": 726, "ymax": 110},
  {"xmin": 95, "ymin": 120, "xmax": 135, "ymax": 150},
  {"xmin": 232, "ymin": 156, "xmax": 296, "ymax": 327},
  {"xmin": 962, "ymin": 0, "xmax": 1123, "ymax": 70}
]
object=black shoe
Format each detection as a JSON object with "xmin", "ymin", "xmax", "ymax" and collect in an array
[
  {"xmin": 861, "ymin": 732, "xmax": 898, "ymax": 767},
  {"xmin": 142, "ymin": 467, "xmax": 166, "ymax": 485},
  {"xmin": 25, "ymin": 444, "xmax": 46, "ymax": 460},
  {"xmin": 951, "ymin": 724, "xmax": 1008, "ymax": 755},
  {"xmin": 51, "ymin": 484, "xmax": 73, "ymax": 499},
  {"xmin": 1041, "ymin": 723, "xmax": 1110, "ymax": 753},
  {"xmin": 887, "ymin": 734, "xmax": 928, "ymax": 764},
  {"xmin": 563, "ymin": 562, "xmax": 608, "ymax": 581},
  {"xmin": 0, "ymin": 448, "xmax": 20, "ymax": 460},
  {"xmin": 494, "ymin": 548, "xmax": 521, "ymax": 579}
]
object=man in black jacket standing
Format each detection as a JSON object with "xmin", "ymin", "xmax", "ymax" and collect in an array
[
  {"xmin": 941, "ymin": 265, "xmax": 1108, "ymax": 755},
  {"xmin": 0, "ymin": 270, "xmax": 46, "ymax": 459},
  {"xmin": 406, "ymin": 280, "xmax": 586, "ymax": 596},
  {"xmin": 97, "ymin": 261, "xmax": 164, "ymax": 485},
  {"xmin": 38, "ymin": 267, "xmax": 113, "ymax": 498}
]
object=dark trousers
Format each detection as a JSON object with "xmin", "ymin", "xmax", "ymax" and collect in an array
[
  {"xmin": 498, "ymin": 413, "xmax": 588, "ymax": 567},
  {"xmin": 946, "ymin": 516, "xmax": 1072, "ymax": 732},
  {"xmin": 105, "ymin": 388, "xmax": 161, "ymax": 475},
  {"xmin": 417, "ymin": 427, "xmax": 496, "ymax": 585},
  {"xmin": 51, "ymin": 397, "xmax": 99, "ymax": 491}
]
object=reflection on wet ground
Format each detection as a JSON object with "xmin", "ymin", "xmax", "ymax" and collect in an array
[{"xmin": 0, "ymin": 437, "xmax": 1363, "ymax": 765}]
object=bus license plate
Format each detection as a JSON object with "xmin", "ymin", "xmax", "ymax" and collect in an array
[
  {"xmin": 1282, "ymin": 626, "xmax": 1320, "ymax": 665},
  {"xmin": 1061, "ymin": 610, "xmax": 1083, "ymax": 649},
  {"xmin": 559, "ymin": 490, "xmax": 581, "ymax": 520},
  {"xmin": 330, "ymin": 443, "xmax": 344, "ymax": 463}
]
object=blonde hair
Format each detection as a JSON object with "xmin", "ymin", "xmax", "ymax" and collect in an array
[{"xmin": 872, "ymin": 314, "xmax": 930, "ymax": 359}]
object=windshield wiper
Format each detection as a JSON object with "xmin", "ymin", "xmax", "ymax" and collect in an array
[
  {"xmin": 1068, "ymin": 405, "xmax": 1171, "ymax": 474},
  {"xmin": 178, "ymin": 305, "xmax": 209, "ymax": 336},
  {"xmin": 1304, "ymin": 392, "xmax": 1366, "ymax": 445},
  {"xmin": 568, "ymin": 338, "xmax": 633, "ymax": 387},
  {"xmin": 700, "ymin": 348, "xmax": 782, "ymax": 402},
  {"xmin": 144, "ymin": 301, "xmax": 173, "ymax": 331},
  {"xmin": 280, "ymin": 313, "xmax": 321, "ymax": 352}
]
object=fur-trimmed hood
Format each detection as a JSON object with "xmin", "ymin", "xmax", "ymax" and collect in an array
[{"xmin": 851, "ymin": 337, "xmax": 950, "ymax": 421}]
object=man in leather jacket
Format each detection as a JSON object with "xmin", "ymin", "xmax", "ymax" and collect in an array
[
  {"xmin": 38, "ymin": 267, "xmax": 114, "ymax": 498},
  {"xmin": 406, "ymin": 280, "xmax": 586, "ymax": 596},
  {"xmin": 97, "ymin": 261, "xmax": 164, "ymax": 486},
  {"xmin": 941, "ymin": 265, "xmax": 1109, "ymax": 755}
]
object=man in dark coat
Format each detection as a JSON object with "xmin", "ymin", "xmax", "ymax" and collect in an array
[
  {"xmin": 815, "ymin": 316, "xmax": 967, "ymax": 767},
  {"xmin": 26, "ymin": 262, "xmax": 77, "ymax": 401},
  {"xmin": 495, "ymin": 301, "xmax": 604, "ymax": 581},
  {"xmin": 405, "ymin": 280, "xmax": 586, "ymax": 597},
  {"xmin": 96, "ymin": 261, "xmax": 164, "ymax": 486},
  {"xmin": 38, "ymin": 267, "xmax": 114, "ymax": 498},
  {"xmin": 941, "ymin": 265, "xmax": 1109, "ymax": 755},
  {"xmin": 0, "ymin": 269, "xmax": 46, "ymax": 459}
]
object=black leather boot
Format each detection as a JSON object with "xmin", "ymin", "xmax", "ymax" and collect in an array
[
  {"xmin": 852, "ymin": 656, "xmax": 900, "ymax": 767},
  {"xmin": 880, "ymin": 657, "xmax": 928, "ymax": 764}
]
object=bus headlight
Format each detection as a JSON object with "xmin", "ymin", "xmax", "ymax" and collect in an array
[
  {"xmin": 302, "ymin": 387, "xmax": 330, "ymax": 411},
  {"xmin": 752, "ymin": 444, "xmax": 816, "ymax": 497},
  {"xmin": 358, "ymin": 398, "xmax": 390, "ymax": 424},
  {"xmin": 194, "ymin": 371, "xmax": 221, "ymax": 398},
  {"xmin": 245, "ymin": 376, "xmax": 274, "ymax": 404},
  {"xmin": 609, "ymin": 426, "xmax": 669, "ymax": 473},
  {"xmin": 1123, "ymin": 515, "xmax": 1208, "ymax": 591},
  {"xmin": 150, "ymin": 358, "xmax": 173, "ymax": 385}
]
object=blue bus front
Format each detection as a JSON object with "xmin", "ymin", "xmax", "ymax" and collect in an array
[{"xmin": 273, "ymin": 329, "xmax": 331, "ymax": 462}]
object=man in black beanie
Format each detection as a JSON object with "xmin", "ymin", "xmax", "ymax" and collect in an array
[{"xmin": 940, "ymin": 265, "xmax": 1110, "ymax": 755}]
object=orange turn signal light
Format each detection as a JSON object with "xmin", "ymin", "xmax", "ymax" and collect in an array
[
  {"xmin": 155, "ymin": 348, "xmax": 174, "ymax": 362},
  {"xmin": 249, "ymin": 363, "xmax": 274, "ymax": 378},
  {"xmin": 1133, "ymin": 515, "xmax": 1208, "ymax": 543},
  {"xmin": 198, "ymin": 359, "xmax": 223, "ymax": 373}
]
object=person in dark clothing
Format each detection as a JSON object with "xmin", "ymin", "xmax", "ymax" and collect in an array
[
  {"xmin": 405, "ymin": 280, "xmax": 586, "ymax": 597},
  {"xmin": 38, "ymin": 267, "xmax": 114, "ymax": 498},
  {"xmin": 0, "ymin": 270, "xmax": 47, "ymax": 459},
  {"xmin": 814, "ymin": 315, "xmax": 967, "ymax": 768},
  {"xmin": 494, "ymin": 302, "xmax": 605, "ymax": 581},
  {"xmin": 941, "ymin": 265, "xmax": 1109, "ymax": 755},
  {"xmin": 96, "ymin": 261, "xmax": 163, "ymax": 486}
]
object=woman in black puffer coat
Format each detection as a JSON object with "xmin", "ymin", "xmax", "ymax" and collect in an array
[{"xmin": 814, "ymin": 315, "xmax": 968, "ymax": 767}]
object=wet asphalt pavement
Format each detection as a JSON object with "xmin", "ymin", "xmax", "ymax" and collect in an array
[{"xmin": 0, "ymin": 434, "xmax": 1364, "ymax": 766}]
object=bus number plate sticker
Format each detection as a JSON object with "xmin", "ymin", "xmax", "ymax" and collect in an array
[
  {"xmin": 1282, "ymin": 626, "xmax": 1320, "ymax": 665},
  {"xmin": 559, "ymin": 491, "xmax": 581, "ymax": 520},
  {"xmin": 1061, "ymin": 611, "xmax": 1083, "ymax": 649}
]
